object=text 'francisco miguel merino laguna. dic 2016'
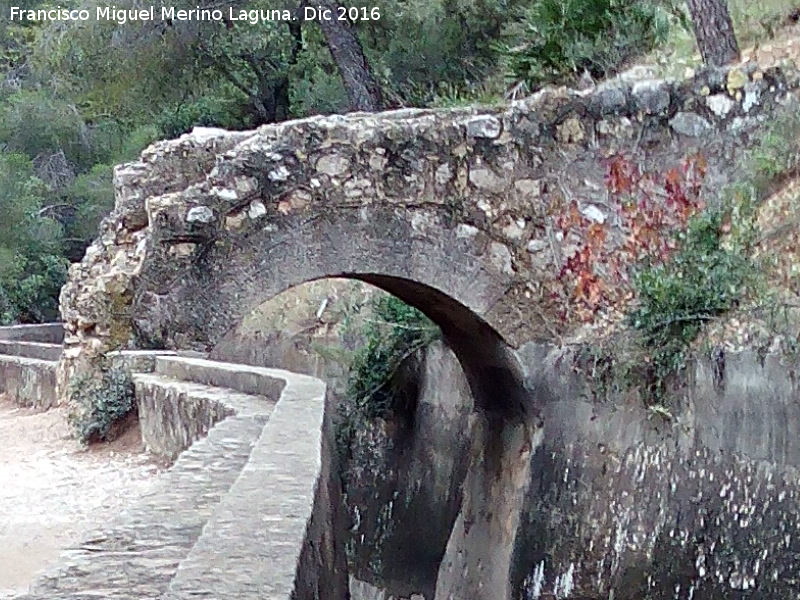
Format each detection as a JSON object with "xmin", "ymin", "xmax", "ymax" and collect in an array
[{"xmin": 7, "ymin": 5, "xmax": 378, "ymax": 25}]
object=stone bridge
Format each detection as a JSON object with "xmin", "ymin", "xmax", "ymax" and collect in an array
[
  {"xmin": 59, "ymin": 63, "xmax": 800, "ymax": 417},
  {"xmin": 10, "ymin": 63, "xmax": 800, "ymax": 599}
]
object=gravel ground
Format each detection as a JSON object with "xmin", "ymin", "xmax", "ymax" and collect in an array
[{"xmin": 0, "ymin": 398, "xmax": 163, "ymax": 596}]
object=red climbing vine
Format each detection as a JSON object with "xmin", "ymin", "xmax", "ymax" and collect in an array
[{"xmin": 551, "ymin": 152, "xmax": 708, "ymax": 323}]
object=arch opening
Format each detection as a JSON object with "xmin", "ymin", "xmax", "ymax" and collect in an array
[
  {"xmin": 202, "ymin": 275, "xmax": 526, "ymax": 599},
  {"xmin": 351, "ymin": 274, "xmax": 529, "ymax": 419},
  {"xmin": 148, "ymin": 271, "xmax": 530, "ymax": 419}
]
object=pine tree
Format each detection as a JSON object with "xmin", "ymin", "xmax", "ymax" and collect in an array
[{"xmin": 686, "ymin": 0, "xmax": 741, "ymax": 66}]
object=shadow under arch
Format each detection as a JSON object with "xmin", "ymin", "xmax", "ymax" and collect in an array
[
  {"xmin": 352, "ymin": 274, "xmax": 529, "ymax": 419},
  {"xmin": 199, "ymin": 273, "xmax": 534, "ymax": 598}
]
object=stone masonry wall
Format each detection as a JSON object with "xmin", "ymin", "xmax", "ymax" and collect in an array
[{"xmin": 52, "ymin": 61, "xmax": 800, "ymax": 600}]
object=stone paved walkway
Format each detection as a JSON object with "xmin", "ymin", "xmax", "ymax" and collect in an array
[{"xmin": 0, "ymin": 398, "xmax": 162, "ymax": 597}]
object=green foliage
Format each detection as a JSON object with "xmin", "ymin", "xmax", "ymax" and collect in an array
[
  {"xmin": 630, "ymin": 211, "xmax": 753, "ymax": 392},
  {"xmin": 747, "ymin": 111, "xmax": 800, "ymax": 187},
  {"xmin": 0, "ymin": 90, "xmax": 91, "ymax": 166},
  {"xmin": 68, "ymin": 360, "xmax": 135, "ymax": 444},
  {"xmin": 0, "ymin": 254, "xmax": 68, "ymax": 324},
  {"xmin": 647, "ymin": 0, "xmax": 798, "ymax": 78},
  {"xmin": 727, "ymin": 0, "xmax": 799, "ymax": 46},
  {"xmin": 63, "ymin": 163, "xmax": 115, "ymax": 245},
  {"xmin": 0, "ymin": 152, "xmax": 67, "ymax": 324},
  {"xmin": 499, "ymin": 0, "xmax": 671, "ymax": 89},
  {"xmin": 156, "ymin": 97, "xmax": 247, "ymax": 139},
  {"xmin": 289, "ymin": 28, "xmax": 348, "ymax": 116},
  {"xmin": 365, "ymin": 0, "xmax": 512, "ymax": 105},
  {"xmin": 346, "ymin": 295, "xmax": 440, "ymax": 419},
  {"xmin": 624, "ymin": 112, "xmax": 800, "ymax": 399},
  {"xmin": 336, "ymin": 294, "xmax": 440, "ymax": 455}
]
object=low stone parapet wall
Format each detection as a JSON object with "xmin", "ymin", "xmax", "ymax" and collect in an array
[
  {"xmin": 0, "ymin": 355, "xmax": 58, "ymax": 409},
  {"xmin": 132, "ymin": 355, "xmax": 282, "ymax": 461},
  {"xmin": 0, "ymin": 341, "xmax": 62, "ymax": 361},
  {"xmin": 9, "ymin": 346, "xmax": 346, "ymax": 598},
  {"xmin": 0, "ymin": 324, "xmax": 63, "ymax": 409},
  {"xmin": 130, "ymin": 356, "xmax": 348, "ymax": 598},
  {"xmin": 0, "ymin": 323, "xmax": 64, "ymax": 344}
]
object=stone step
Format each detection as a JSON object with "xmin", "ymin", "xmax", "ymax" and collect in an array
[
  {"xmin": 154, "ymin": 356, "xmax": 286, "ymax": 399},
  {"xmin": 164, "ymin": 371, "xmax": 328, "ymax": 600},
  {"xmin": 17, "ymin": 412, "xmax": 269, "ymax": 600},
  {"xmin": 133, "ymin": 373, "xmax": 276, "ymax": 461},
  {"xmin": 0, "ymin": 341, "xmax": 62, "ymax": 361},
  {"xmin": 0, "ymin": 354, "xmax": 58, "ymax": 409}
]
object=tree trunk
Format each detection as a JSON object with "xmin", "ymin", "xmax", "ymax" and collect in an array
[
  {"xmin": 314, "ymin": 3, "xmax": 383, "ymax": 112},
  {"xmin": 686, "ymin": 0, "xmax": 741, "ymax": 66}
]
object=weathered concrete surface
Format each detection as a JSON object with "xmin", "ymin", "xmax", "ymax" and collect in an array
[
  {"xmin": 58, "ymin": 65, "xmax": 800, "ymax": 414},
  {"xmin": 435, "ymin": 414, "xmax": 539, "ymax": 600},
  {"xmin": 349, "ymin": 577, "xmax": 425, "ymax": 600},
  {"xmin": 155, "ymin": 355, "xmax": 287, "ymax": 399},
  {"xmin": 464, "ymin": 345, "xmax": 800, "ymax": 599},
  {"xmin": 0, "ymin": 323, "xmax": 63, "ymax": 344},
  {"xmin": 507, "ymin": 346, "xmax": 800, "ymax": 599},
  {"xmin": 342, "ymin": 342, "xmax": 538, "ymax": 600},
  {"xmin": 134, "ymin": 355, "xmax": 283, "ymax": 460},
  {"xmin": 339, "ymin": 343, "xmax": 800, "ymax": 600},
  {"xmin": 342, "ymin": 342, "xmax": 474, "ymax": 599},
  {"xmin": 293, "ymin": 384, "xmax": 351, "ymax": 600},
  {"xmin": 0, "ymin": 355, "xmax": 57, "ymax": 409},
  {"xmin": 134, "ymin": 375, "xmax": 261, "ymax": 461}
]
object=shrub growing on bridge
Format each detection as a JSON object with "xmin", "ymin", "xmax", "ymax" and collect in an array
[
  {"xmin": 577, "ymin": 112, "xmax": 800, "ymax": 406},
  {"xmin": 630, "ymin": 210, "xmax": 754, "ymax": 393}
]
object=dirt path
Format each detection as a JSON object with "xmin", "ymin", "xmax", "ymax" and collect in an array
[{"xmin": 0, "ymin": 398, "xmax": 163, "ymax": 596}]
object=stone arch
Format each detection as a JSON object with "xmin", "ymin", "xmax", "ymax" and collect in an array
[{"xmin": 133, "ymin": 202, "xmax": 528, "ymax": 415}]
